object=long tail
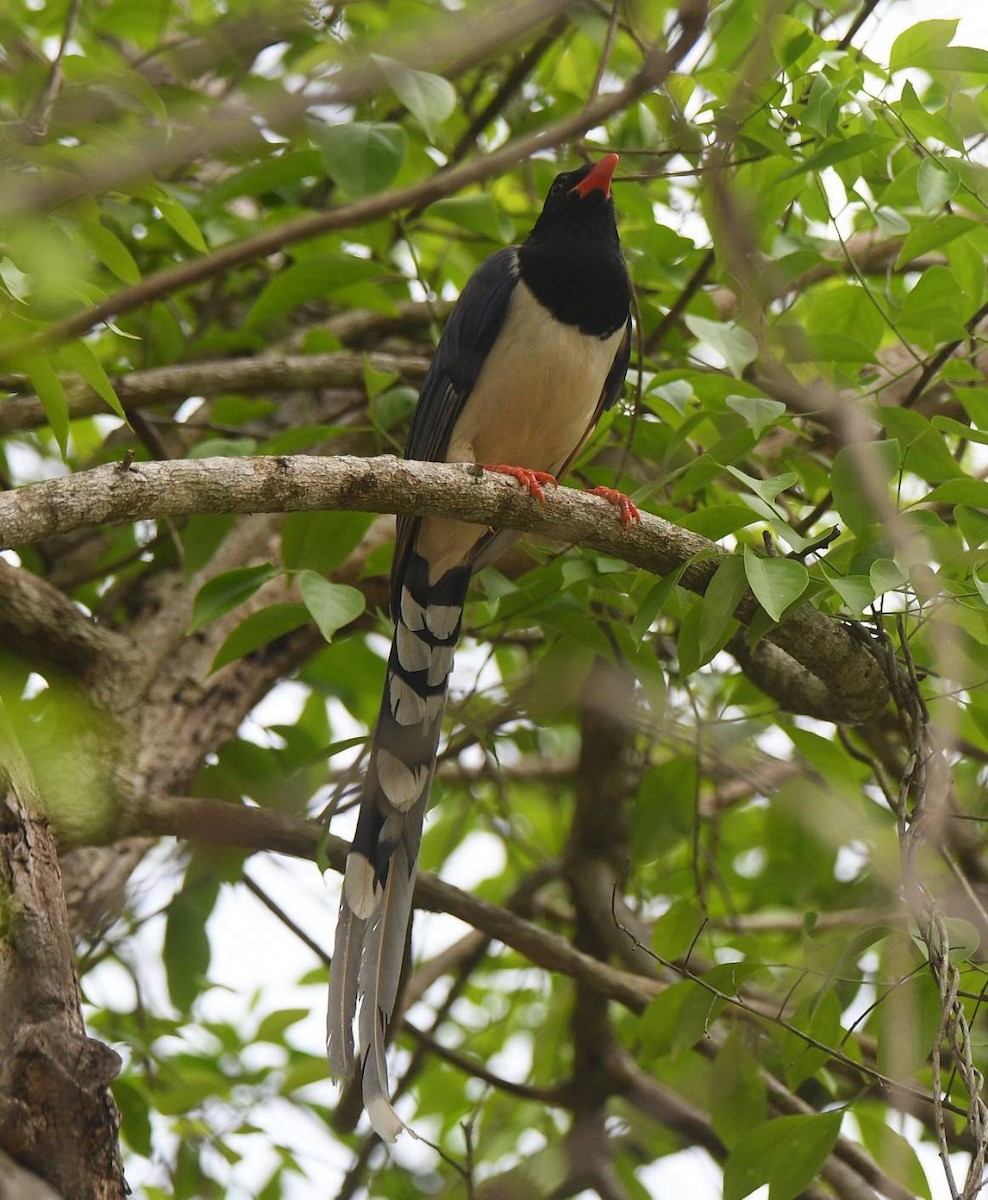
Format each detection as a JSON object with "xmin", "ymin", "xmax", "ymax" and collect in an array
[{"xmin": 327, "ymin": 551, "xmax": 469, "ymax": 1141}]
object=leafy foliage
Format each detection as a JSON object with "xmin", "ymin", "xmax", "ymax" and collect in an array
[{"xmin": 2, "ymin": 0, "xmax": 988, "ymax": 1198}]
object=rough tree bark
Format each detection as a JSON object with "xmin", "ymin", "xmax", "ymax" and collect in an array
[{"xmin": 0, "ymin": 703, "xmax": 126, "ymax": 1200}]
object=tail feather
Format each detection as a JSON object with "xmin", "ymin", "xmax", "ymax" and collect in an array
[
  {"xmin": 327, "ymin": 552, "xmax": 470, "ymax": 1139},
  {"xmin": 357, "ymin": 842, "xmax": 417, "ymax": 1141},
  {"xmin": 327, "ymin": 903, "xmax": 362, "ymax": 1079}
]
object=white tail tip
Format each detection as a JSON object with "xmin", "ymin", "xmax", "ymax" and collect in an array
[{"xmin": 367, "ymin": 1096, "xmax": 407, "ymax": 1143}]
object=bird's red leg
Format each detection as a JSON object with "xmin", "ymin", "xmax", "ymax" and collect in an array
[
  {"xmin": 585, "ymin": 486, "xmax": 641, "ymax": 527},
  {"xmin": 484, "ymin": 464, "xmax": 558, "ymax": 505}
]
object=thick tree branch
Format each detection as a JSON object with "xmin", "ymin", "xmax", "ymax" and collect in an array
[
  {"xmin": 0, "ymin": 561, "xmax": 137, "ymax": 708},
  {"xmin": 0, "ymin": 453, "xmax": 890, "ymax": 721}
]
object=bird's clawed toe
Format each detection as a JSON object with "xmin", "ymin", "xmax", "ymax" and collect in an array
[
  {"xmin": 484, "ymin": 464, "xmax": 558, "ymax": 505},
  {"xmin": 585, "ymin": 485, "xmax": 641, "ymax": 526}
]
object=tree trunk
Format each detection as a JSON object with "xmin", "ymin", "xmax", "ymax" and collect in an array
[{"xmin": 0, "ymin": 703, "xmax": 127, "ymax": 1199}]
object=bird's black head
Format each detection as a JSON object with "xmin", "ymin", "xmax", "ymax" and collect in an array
[
  {"xmin": 537, "ymin": 154, "xmax": 620, "ymax": 223},
  {"xmin": 519, "ymin": 154, "xmax": 629, "ymax": 337}
]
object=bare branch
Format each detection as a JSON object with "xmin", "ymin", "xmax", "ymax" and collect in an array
[
  {"xmin": 0, "ymin": 351, "xmax": 429, "ymax": 436},
  {"xmin": 138, "ymin": 792, "xmax": 659, "ymax": 1013}
]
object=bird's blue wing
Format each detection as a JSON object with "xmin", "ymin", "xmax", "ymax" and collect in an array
[{"xmin": 392, "ymin": 245, "xmax": 519, "ymax": 617}]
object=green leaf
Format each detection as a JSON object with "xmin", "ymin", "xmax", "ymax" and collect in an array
[
  {"xmin": 724, "ymin": 1112, "xmax": 842, "ymax": 1200},
  {"xmin": 821, "ymin": 567, "xmax": 874, "ymax": 617},
  {"xmin": 684, "ymin": 315, "xmax": 758, "ymax": 379},
  {"xmin": 869, "ymin": 558, "xmax": 905, "ymax": 597},
  {"xmin": 281, "ymin": 510, "xmax": 374, "ymax": 575},
  {"xmin": 890, "ymin": 21, "xmax": 988, "ymax": 73},
  {"xmin": 725, "ymin": 466, "xmax": 800, "ymax": 514},
  {"xmin": 890, "ymin": 19, "xmax": 958, "ymax": 73},
  {"xmin": 113, "ymin": 1078, "xmax": 153, "ymax": 1156},
  {"xmin": 212, "ymin": 603, "xmax": 311, "ymax": 671},
  {"xmin": 923, "ymin": 479, "xmax": 988, "ymax": 506},
  {"xmin": 768, "ymin": 1112, "xmax": 843, "ymax": 1200},
  {"xmin": 932, "ymin": 414, "xmax": 988, "ymax": 447},
  {"xmin": 726, "ymin": 394, "xmax": 786, "ymax": 439},
  {"xmin": 965, "ymin": 566, "xmax": 988, "ymax": 609},
  {"xmin": 897, "ymin": 215, "xmax": 974, "ymax": 266},
  {"xmin": 630, "ymin": 565, "xmax": 688, "ymax": 640},
  {"xmin": 640, "ymin": 980, "xmax": 715, "ymax": 1059},
  {"xmin": 255, "ymin": 1008, "xmax": 309, "ymax": 1043},
  {"xmin": 298, "ymin": 572, "xmax": 365, "ymax": 642},
  {"xmin": 189, "ymin": 564, "xmax": 280, "ymax": 633},
  {"xmin": 60, "ymin": 340, "xmax": 126, "ymax": 420},
  {"xmin": 678, "ymin": 505, "xmax": 760, "ymax": 540},
  {"xmin": 769, "ymin": 14, "xmax": 815, "ymax": 70},
  {"xmin": 362, "ymin": 356, "xmax": 398, "ymax": 400},
  {"xmin": 316, "ymin": 122, "xmax": 406, "ymax": 198},
  {"xmin": 373, "ymin": 385, "xmax": 417, "ymax": 432},
  {"xmin": 917, "ymin": 159, "xmax": 959, "ymax": 213},
  {"xmin": 876, "ymin": 963, "xmax": 942, "ymax": 1077},
  {"xmin": 855, "ymin": 1109, "xmax": 931, "ymax": 1200},
  {"xmin": 917, "ymin": 46, "xmax": 988, "ymax": 73},
  {"xmin": 245, "ymin": 252, "xmax": 381, "ymax": 330},
  {"xmin": 373, "ymin": 56, "xmax": 456, "ymax": 140},
  {"xmin": 956, "ymin": 505, "xmax": 988, "ymax": 549},
  {"xmin": 875, "ymin": 205, "xmax": 911, "ymax": 238},
  {"xmin": 711, "ymin": 1032, "xmax": 768, "ymax": 1148},
  {"xmin": 22, "ymin": 354, "xmax": 69, "ymax": 455},
  {"xmin": 779, "ymin": 989, "xmax": 842, "ymax": 1089},
  {"xmin": 429, "ymin": 193, "xmax": 513, "ymax": 242},
  {"xmin": 902, "ymin": 427, "xmax": 965, "ymax": 483},
  {"xmin": 133, "ymin": 182, "xmax": 207, "ymax": 252},
  {"xmin": 830, "ymin": 440, "xmax": 900, "ymax": 535},
  {"xmin": 743, "ymin": 547, "xmax": 808, "ymax": 622},
  {"xmin": 652, "ymin": 898, "xmax": 703, "ymax": 961},
  {"xmin": 779, "ymin": 131, "xmax": 881, "ymax": 180},
  {"xmin": 699, "ymin": 555, "xmax": 747, "ymax": 661},
  {"xmin": 163, "ymin": 878, "xmax": 220, "ymax": 1014},
  {"xmin": 78, "ymin": 220, "xmax": 141, "ymax": 284}
]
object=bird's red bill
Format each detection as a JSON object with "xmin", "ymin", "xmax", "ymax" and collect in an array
[{"xmin": 572, "ymin": 153, "xmax": 619, "ymax": 199}]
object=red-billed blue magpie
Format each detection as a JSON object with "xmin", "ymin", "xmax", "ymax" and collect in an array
[{"xmin": 327, "ymin": 154, "xmax": 632, "ymax": 1139}]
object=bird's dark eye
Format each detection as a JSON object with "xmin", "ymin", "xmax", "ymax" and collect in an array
[{"xmin": 550, "ymin": 180, "xmax": 565, "ymax": 196}]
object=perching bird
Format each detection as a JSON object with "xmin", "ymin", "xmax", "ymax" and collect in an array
[{"xmin": 327, "ymin": 153, "xmax": 633, "ymax": 1140}]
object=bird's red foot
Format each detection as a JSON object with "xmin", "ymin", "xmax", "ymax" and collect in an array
[
  {"xmin": 484, "ymin": 464, "xmax": 558, "ymax": 505},
  {"xmin": 586, "ymin": 486, "xmax": 641, "ymax": 527}
]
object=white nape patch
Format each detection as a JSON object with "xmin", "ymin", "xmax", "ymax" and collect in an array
[
  {"xmin": 377, "ymin": 750, "xmax": 427, "ymax": 811},
  {"xmin": 395, "ymin": 622, "xmax": 431, "ymax": 672},
  {"xmin": 343, "ymin": 853, "xmax": 380, "ymax": 919},
  {"xmin": 427, "ymin": 642, "xmax": 455, "ymax": 686},
  {"xmin": 389, "ymin": 673, "xmax": 427, "ymax": 726},
  {"xmin": 425, "ymin": 603, "xmax": 459, "ymax": 639},
  {"xmin": 400, "ymin": 587, "xmax": 426, "ymax": 631},
  {"xmin": 366, "ymin": 1096, "xmax": 404, "ymax": 1143}
]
